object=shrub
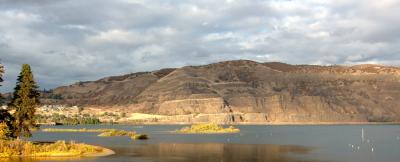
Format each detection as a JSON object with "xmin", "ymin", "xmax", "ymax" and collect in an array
[
  {"xmin": 131, "ymin": 134, "xmax": 148, "ymax": 140},
  {"xmin": 367, "ymin": 116, "xmax": 393, "ymax": 122},
  {"xmin": 0, "ymin": 122, "xmax": 11, "ymax": 140},
  {"xmin": 0, "ymin": 110, "xmax": 15, "ymax": 139}
]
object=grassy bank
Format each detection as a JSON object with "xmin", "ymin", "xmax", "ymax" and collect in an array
[
  {"xmin": 42, "ymin": 128, "xmax": 148, "ymax": 140},
  {"xmin": 177, "ymin": 123, "xmax": 240, "ymax": 134},
  {"xmin": 0, "ymin": 140, "xmax": 112, "ymax": 157},
  {"xmin": 97, "ymin": 129, "xmax": 136, "ymax": 137},
  {"xmin": 98, "ymin": 129, "xmax": 148, "ymax": 140},
  {"xmin": 42, "ymin": 128, "xmax": 113, "ymax": 132}
]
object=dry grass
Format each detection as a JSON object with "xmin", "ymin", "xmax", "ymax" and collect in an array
[
  {"xmin": 42, "ymin": 128, "xmax": 113, "ymax": 132},
  {"xmin": 41, "ymin": 128, "xmax": 148, "ymax": 140},
  {"xmin": 177, "ymin": 123, "xmax": 240, "ymax": 134},
  {"xmin": 0, "ymin": 140, "xmax": 105, "ymax": 157},
  {"xmin": 97, "ymin": 129, "xmax": 136, "ymax": 137}
]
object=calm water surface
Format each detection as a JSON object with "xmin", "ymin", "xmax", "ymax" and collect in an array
[{"xmin": 4, "ymin": 125, "xmax": 400, "ymax": 162}]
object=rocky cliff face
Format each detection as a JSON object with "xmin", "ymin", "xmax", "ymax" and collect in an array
[{"xmin": 41, "ymin": 60, "xmax": 400, "ymax": 123}]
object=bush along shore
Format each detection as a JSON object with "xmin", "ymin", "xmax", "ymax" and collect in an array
[
  {"xmin": 0, "ymin": 140, "xmax": 114, "ymax": 158},
  {"xmin": 0, "ymin": 64, "xmax": 112, "ymax": 158},
  {"xmin": 42, "ymin": 128, "xmax": 148, "ymax": 140},
  {"xmin": 177, "ymin": 123, "xmax": 240, "ymax": 134}
]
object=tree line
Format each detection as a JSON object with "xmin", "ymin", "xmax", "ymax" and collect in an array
[
  {"xmin": 0, "ymin": 64, "xmax": 40, "ymax": 139},
  {"xmin": 35, "ymin": 114, "xmax": 101, "ymax": 125}
]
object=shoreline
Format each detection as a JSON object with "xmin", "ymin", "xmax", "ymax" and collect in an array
[
  {"xmin": 83, "ymin": 146, "xmax": 115, "ymax": 157},
  {"xmin": 114, "ymin": 121, "xmax": 400, "ymax": 126},
  {"xmin": 0, "ymin": 141, "xmax": 115, "ymax": 158},
  {"xmin": 38, "ymin": 121, "xmax": 400, "ymax": 126}
]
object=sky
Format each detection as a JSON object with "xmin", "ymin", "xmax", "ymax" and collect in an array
[{"xmin": 1, "ymin": 0, "xmax": 400, "ymax": 92}]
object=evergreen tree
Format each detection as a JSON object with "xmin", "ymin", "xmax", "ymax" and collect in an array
[
  {"xmin": 0, "ymin": 110, "xmax": 15, "ymax": 139},
  {"xmin": 8, "ymin": 64, "xmax": 40, "ymax": 138},
  {"xmin": 0, "ymin": 64, "xmax": 3, "ymax": 81},
  {"xmin": 0, "ymin": 64, "xmax": 16, "ymax": 139},
  {"xmin": 0, "ymin": 64, "xmax": 4, "ymax": 105}
]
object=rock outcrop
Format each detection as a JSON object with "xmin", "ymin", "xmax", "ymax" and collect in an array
[{"xmin": 40, "ymin": 60, "xmax": 400, "ymax": 123}]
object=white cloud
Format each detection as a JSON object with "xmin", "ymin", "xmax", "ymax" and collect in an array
[
  {"xmin": 203, "ymin": 32, "xmax": 237, "ymax": 41},
  {"xmin": 61, "ymin": 24, "xmax": 94, "ymax": 31},
  {"xmin": 1, "ymin": 0, "xmax": 400, "ymax": 92},
  {"xmin": 87, "ymin": 29, "xmax": 136, "ymax": 44},
  {"xmin": 0, "ymin": 10, "xmax": 41, "ymax": 25}
]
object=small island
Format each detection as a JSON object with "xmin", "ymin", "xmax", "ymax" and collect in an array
[{"xmin": 177, "ymin": 123, "xmax": 240, "ymax": 134}]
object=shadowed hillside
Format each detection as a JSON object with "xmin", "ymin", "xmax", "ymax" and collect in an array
[{"xmin": 40, "ymin": 60, "xmax": 400, "ymax": 123}]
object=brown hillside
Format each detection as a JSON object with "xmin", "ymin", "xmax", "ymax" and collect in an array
[{"xmin": 41, "ymin": 60, "xmax": 400, "ymax": 122}]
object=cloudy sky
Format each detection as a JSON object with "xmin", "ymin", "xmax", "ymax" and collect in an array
[{"xmin": 1, "ymin": 0, "xmax": 400, "ymax": 92}]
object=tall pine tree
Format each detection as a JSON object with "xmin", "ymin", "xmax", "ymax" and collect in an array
[
  {"xmin": 8, "ymin": 64, "xmax": 40, "ymax": 138},
  {"xmin": 0, "ymin": 63, "xmax": 16, "ymax": 139},
  {"xmin": 0, "ymin": 63, "xmax": 3, "ymax": 104}
]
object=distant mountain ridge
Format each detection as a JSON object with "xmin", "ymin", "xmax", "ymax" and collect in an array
[{"xmin": 40, "ymin": 60, "xmax": 400, "ymax": 123}]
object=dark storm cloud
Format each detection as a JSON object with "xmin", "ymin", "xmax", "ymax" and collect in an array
[{"xmin": 1, "ymin": 0, "xmax": 400, "ymax": 92}]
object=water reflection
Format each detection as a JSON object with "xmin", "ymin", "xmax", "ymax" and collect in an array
[
  {"xmin": 118, "ymin": 143, "xmax": 316, "ymax": 162},
  {"xmin": 1, "ymin": 143, "xmax": 319, "ymax": 162},
  {"xmin": 20, "ymin": 124, "xmax": 400, "ymax": 162}
]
